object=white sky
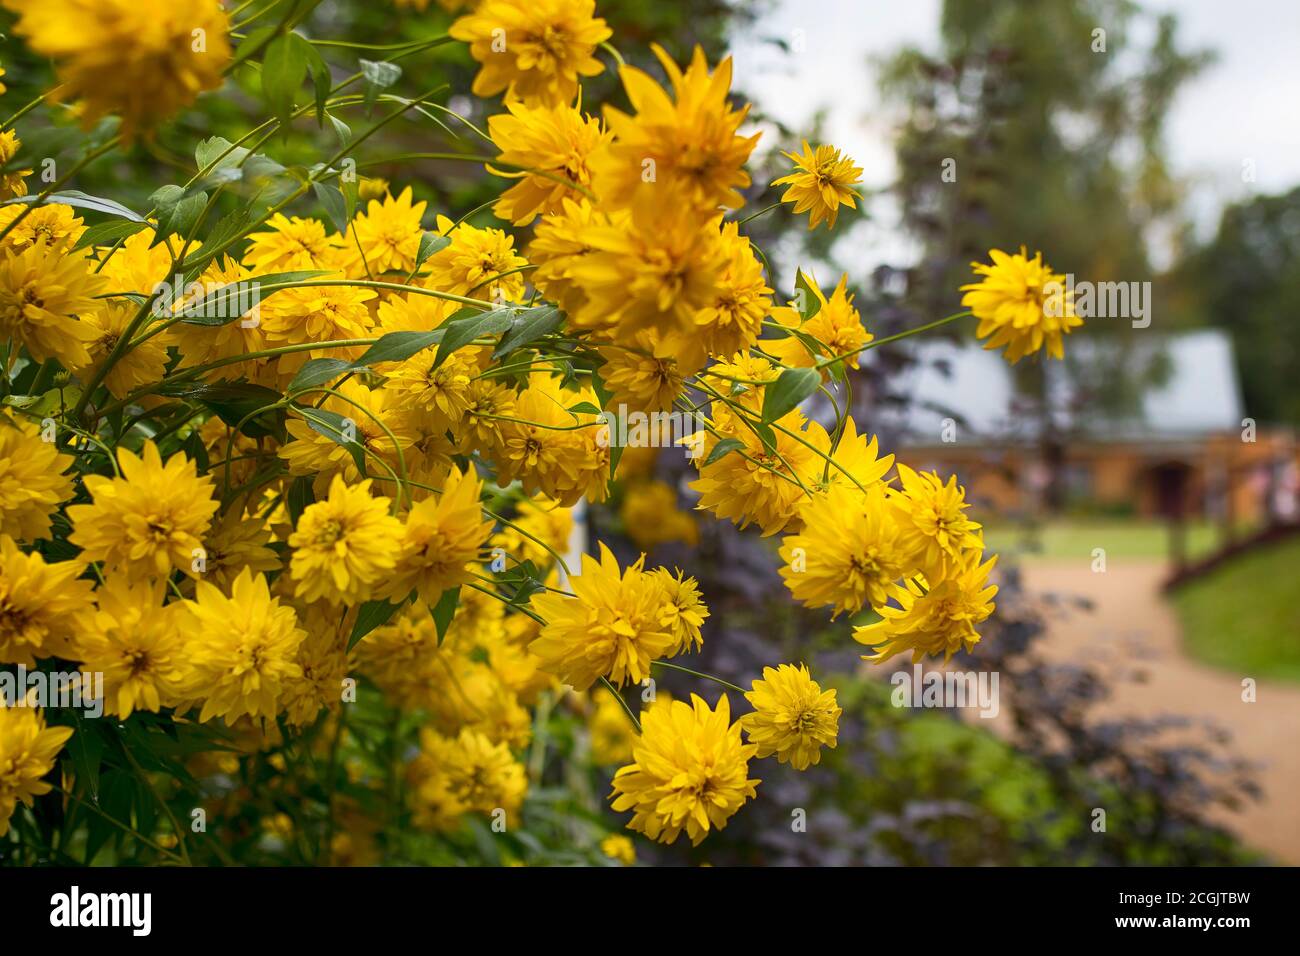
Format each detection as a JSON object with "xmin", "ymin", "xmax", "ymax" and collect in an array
[{"xmin": 727, "ymin": 0, "xmax": 1300, "ymax": 274}]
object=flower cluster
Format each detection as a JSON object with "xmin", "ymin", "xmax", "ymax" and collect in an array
[{"xmin": 0, "ymin": 0, "xmax": 1084, "ymax": 856}]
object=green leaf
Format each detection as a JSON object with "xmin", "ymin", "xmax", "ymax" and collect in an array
[
  {"xmin": 302, "ymin": 41, "xmax": 334, "ymax": 126},
  {"xmin": 231, "ymin": 25, "xmax": 278, "ymax": 69},
  {"xmin": 299, "ymin": 407, "xmax": 367, "ymax": 474},
  {"xmin": 360, "ymin": 59, "xmax": 402, "ymax": 113},
  {"xmin": 567, "ymin": 401, "xmax": 601, "ymax": 415},
  {"xmin": 288, "ymin": 357, "xmax": 355, "ymax": 393},
  {"xmin": 492, "ymin": 304, "xmax": 563, "ymax": 359},
  {"xmin": 287, "ymin": 475, "xmax": 315, "ymax": 526},
  {"xmin": 263, "ymin": 33, "xmax": 310, "ymax": 130},
  {"xmin": 2, "ymin": 189, "xmax": 144, "ymax": 222},
  {"xmin": 761, "ymin": 367, "xmax": 820, "ymax": 423},
  {"xmin": 415, "ymin": 231, "xmax": 451, "ymax": 268},
  {"xmin": 73, "ymin": 219, "xmax": 147, "ymax": 251},
  {"xmin": 795, "ymin": 268, "xmax": 822, "ymax": 320},
  {"xmin": 429, "ymin": 586, "xmax": 460, "ymax": 646},
  {"xmin": 704, "ymin": 437, "xmax": 746, "ymax": 466},
  {"xmin": 327, "ymin": 112, "xmax": 351, "ymax": 146},
  {"xmin": 192, "ymin": 382, "xmax": 286, "ymax": 439},
  {"xmin": 313, "ymin": 181, "xmax": 350, "ymax": 233},
  {"xmin": 434, "ymin": 307, "xmax": 514, "ymax": 368},
  {"xmin": 179, "ymin": 270, "xmax": 331, "ymax": 326},
  {"xmin": 357, "ymin": 329, "xmax": 443, "ymax": 365},
  {"xmin": 149, "ymin": 185, "xmax": 207, "ymax": 244},
  {"xmin": 349, "ymin": 598, "xmax": 405, "ymax": 650}
]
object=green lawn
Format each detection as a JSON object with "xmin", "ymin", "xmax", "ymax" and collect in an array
[
  {"xmin": 982, "ymin": 519, "xmax": 1230, "ymax": 562},
  {"xmin": 1170, "ymin": 536, "xmax": 1300, "ymax": 683}
]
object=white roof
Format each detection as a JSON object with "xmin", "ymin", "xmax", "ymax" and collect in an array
[{"xmin": 880, "ymin": 329, "xmax": 1245, "ymax": 444}]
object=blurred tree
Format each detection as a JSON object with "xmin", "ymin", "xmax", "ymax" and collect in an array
[
  {"xmin": 877, "ymin": 0, "xmax": 1212, "ymax": 508},
  {"xmin": 1169, "ymin": 186, "xmax": 1300, "ymax": 426}
]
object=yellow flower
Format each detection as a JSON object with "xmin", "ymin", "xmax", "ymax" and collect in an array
[
  {"xmin": 610, "ymin": 693, "xmax": 758, "ymax": 846},
  {"xmin": 565, "ymin": 204, "xmax": 727, "ymax": 363},
  {"xmin": 2, "ymin": 0, "xmax": 231, "ymax": 139},
  {"xmin": 344, "ymin": 187, "xmax": 428, "ymax": 276},
  {"xmin": 279, "ymin": 623, "xmax": 349, "ymax": 728},
  {"xmin": 651, "ymin": 567, "xmax": 708, "ymax": 655},
  {"xmin": 414, "ymin": 726, "xmax": 527, "ymax": 817},
  {"xmin": 0, "ymin": 242, "xmax": 106, "ymax": 367},
  {"xmin": 890, "ymin": 464, "xmax": 985, "ymax": 579},
  {"xmin": 0, "ymin": 416, "xmax": 76, "ymax": 542},
  {"xmin": 767, "ymin": 273, "xmax": 870, "ymax": 372},
  {"xmin": 199, "ymin": 508, "xmax": 281, "ymax": 590},
  {"xmin": 0, "ymin": 700, "xmax": 73, "ymax": 837},
  {"xmin": 960, "ymin": 247, "xmax": 1083, "ymax": 362},
  {"xmin": 458, "ymin": 377, "xmax": 517, "ymax": 455},
  {"xmin": 67, "ymin": 442, "xmax": 218, "ymax": 579},
  {"xmin": 382, "ymin": 466, "xmax": 492, "ymax": 604},
  {"xmin": 0, "ymin": 534, "xmax": 94, "ymax": 665},
  {"xmin": 695, "ymin": 222, "xmax": 772, "ymax": 360},
  {"xmin": 741, "ymin": 663, "xmax": 840, "ymax": 770},
  {"xmin": 588, "ymin": 685, "xmax": 637, "ymax": 766},
  {"xmin": 76, "ymin": 301, "xmax": 170, "ymax": 398},
  {"xmin": 288, "ymin": 476, "xmax": 403, "ymax": 606},
  {"xmin": 0, "ymin": 202, "xmax": 85, "ymax": 253},
  {"xmin": 854, "ymin": 553, "xmax": 999, "ymax": 664},
  {"xmin": 166, "ymin": 256, "xmax": 266, "ymax": 368},
  {"xmin": 780, "ymin": 483, "xmax": 913, "ymax": 617},
  {"xmin": 0, "ymin": 130, "xmax": 30, "ymax": 199},
  {"xmin": 450, "ymin": 0, "xmax": 611, "ymax": 106},
  {"xmin": 528, "ymin": 197, "xmax": 619, "ymax": 316},
  {"xmin": 385, "ymin": 346, "xmax": 480, "ymax": 434},
  {"xmin": 279, "ymin": 382, "xmax": 414, "ymax": 496},
  {"xmin": 594, "ymin": 45, "xmax": 758, "ymax": 215},
  {"xmin": 690, "ymin": 408, "xmax": 825, "ymax": 537},
  {"xmin": 599, "ymin": 345, "xmax": 684, "ymax": 413},
  {"xmin": 772, "ymin": 141, "xmax": 863, "ymax": 230},
  {"xmin": 242, "ymin": 214, "xmax": 343, "ymax": 273},
  {"xmin": 488, "ymin": 101, "xmax": 609, "ymax": 225},
  {"xmin": 423, "ymin": 216, "xmax": 528, "ymax": 301},
  {"xmin": 490, "ymin": 494, "xmax": 572, "ymax": 569},
  {"xmin": 259, "ymin": 277, "xmax": 376, "ymax": 356},
  {"xmin": 77, "ymin": 577, "xmax": 188, "ymax": 718},
  {"xmin": 600, "ymin": 833, "xmax": 636, "ymax": 865},
  {"xmin": 182, "ymin": 568, "xmax": 307, "ymax": 722},
  {"xmin": 529, "ymin": 544, "xmax": 676, "ymax": 689},
  {"xmin": 619, "ymin": 479, "xmax": 697, "ymax": 551}
]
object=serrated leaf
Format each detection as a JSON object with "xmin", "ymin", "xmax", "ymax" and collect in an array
[
  {"xmin": 150, "ymin": 185, "xmax": 206, "ymax": 244},
  {"xmin": 415, "ymin": 231, "xmax": 450, "ymax": 268},
  {"xmin": 434, "ymin": 307, "xmax": 514, "ymax": 368},
  {"xmin": 492, "ymin": 304, "xmax": 563, "ymax": 360},
  {"xmin": 429, "ymin": 587, "xmax": 460, "ymax": 646},
  {"xmin": 360, "ymin": 59, "xmax": 402, "ymax": 113},
  {"xmin": 761, "ymin": 367, "xmax": 820, "ymax": 423},
  {"xmin": 349, "ymin": 599, "xmax": 404, "ymax": 650},
  {"xmin": 74, "ymin": 219, "xmax": 147, "ymax": 250},
  {"xmin": 704, "ymin": 437, "xmax": 746, "ymax": 466}
]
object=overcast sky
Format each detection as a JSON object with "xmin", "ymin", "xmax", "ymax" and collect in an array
[{"xmin": 727, "ymin": 0, "xmax": 1300, "ymax": 273}]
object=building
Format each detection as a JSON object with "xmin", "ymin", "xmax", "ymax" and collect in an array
[{"xmin": 882, "ymin": 330, "xmax": 1298, "ymax": 527}]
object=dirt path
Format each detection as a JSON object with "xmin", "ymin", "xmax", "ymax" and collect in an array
[{"xmin": 1020, "ymin": 560, "xmax": 1300, "ymax": 864}]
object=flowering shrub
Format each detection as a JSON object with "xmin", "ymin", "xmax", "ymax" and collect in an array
[{"xmin": 0, "ymin": 0, "xmax": 1081, "ymax": 864}]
